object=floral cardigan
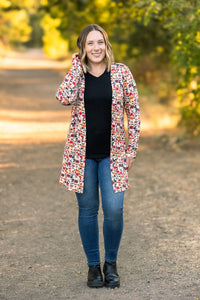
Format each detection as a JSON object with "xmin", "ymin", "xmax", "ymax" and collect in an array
[{"xmin": 56, "ymin": 57, "xmax": 140, "ymax": 193}]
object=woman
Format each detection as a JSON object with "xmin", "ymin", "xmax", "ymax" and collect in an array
[{"xmin": 56, "ymin": 24, "xmax": 140, "ymax": 288}]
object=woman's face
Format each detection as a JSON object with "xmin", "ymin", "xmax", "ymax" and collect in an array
[{"xmin": 85, "ymin": 30, "xmax": 106, "ymax": 66}]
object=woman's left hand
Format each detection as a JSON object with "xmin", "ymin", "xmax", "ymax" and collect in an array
[{"xmin": 126, "ymin": 156, "xmax": 135, "ymax": 171}]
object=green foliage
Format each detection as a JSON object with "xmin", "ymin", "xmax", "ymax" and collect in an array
[
  {"xmin": 139, "ymin": 0, "xmax": 200, "ymax": 135},
  {"xmin": 171, "ymin": 6, "xmax": 200, "ymax": 136}
]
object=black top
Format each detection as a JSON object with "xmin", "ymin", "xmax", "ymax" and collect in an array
[{"xmin": 84, "ymin": 69, "xmax": 112, "ymax": 159}]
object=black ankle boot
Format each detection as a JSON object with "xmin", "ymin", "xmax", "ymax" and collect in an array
[
  {"xmin": 103, "ymin": 261, "xmax": 120, "ymax": 288},
  {"xmin": 87, "ymin": 265, "xmax": 104, "ymax": 288}
]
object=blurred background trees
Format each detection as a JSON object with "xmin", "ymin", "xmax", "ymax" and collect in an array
[
  {"xmin": 0, "ymin": 0, "xmax": 199, "ymax": 136},
  {"xmin": 0, "ymin": 0, "xmax": 32, "ymax": 54}
]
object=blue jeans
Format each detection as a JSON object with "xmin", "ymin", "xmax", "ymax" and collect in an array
[{"xmin": 75, "ymin": 156, "xmax": 124, "ymax": 266}]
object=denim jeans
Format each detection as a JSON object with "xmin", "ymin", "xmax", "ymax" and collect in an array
[{"xmin": 75, "ymin": 156, "xmax": 124, "ymax": 266}]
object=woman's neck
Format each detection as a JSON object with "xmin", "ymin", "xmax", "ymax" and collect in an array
[{"xmin": 88, "ymin": 62, "xmax": 107, "ymax": 77}]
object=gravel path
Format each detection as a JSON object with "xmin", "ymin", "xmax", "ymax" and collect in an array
[{"xmin": 0, "ymin": 66, "xmax": 199, "ymax": 300}]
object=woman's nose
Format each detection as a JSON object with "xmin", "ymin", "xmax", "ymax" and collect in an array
[{"xmin": 93, "ymin": 43, "xmax": 99, "ymax": 50}]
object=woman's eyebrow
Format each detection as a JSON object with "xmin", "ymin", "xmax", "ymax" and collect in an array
[{"xmin": 87, "ymin": 39, "xmax": 104, "ymax": 43}]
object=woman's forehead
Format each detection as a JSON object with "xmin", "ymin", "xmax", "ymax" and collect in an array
[{"xmin": 86, "ymin": 30, "xmax": 104, "ymax": 41}]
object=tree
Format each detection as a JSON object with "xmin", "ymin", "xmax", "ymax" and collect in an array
[
  {"xmin": 0, "ymin": 0, "xmax": 34, "ymax": 57},
  {"xmin": 137, "ymin": 0, "xmax": 200, "ymax": 135}
]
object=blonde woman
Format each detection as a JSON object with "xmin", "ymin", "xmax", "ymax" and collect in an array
[{"xmin": 56, "ymin": 24, "xmax": 140, "ymax": 288}]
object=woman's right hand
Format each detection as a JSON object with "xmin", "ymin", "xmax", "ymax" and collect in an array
[{"xmin": 72, "ymin": 53, "xmax": 79, "ymax": 59}]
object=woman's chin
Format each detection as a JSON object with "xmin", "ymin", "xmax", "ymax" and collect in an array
[{"xmin": 88, "ymin": 57, "xmax": 105, "ymax": 64}]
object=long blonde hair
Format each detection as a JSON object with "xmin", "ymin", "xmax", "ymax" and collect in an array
[{"xmin": 77, "ymin": 24, "xmax": 114, "ymax": 73}]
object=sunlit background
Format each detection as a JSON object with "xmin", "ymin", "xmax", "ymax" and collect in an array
[{"xmin": 0, "ymin": 0, "xmax": 200, "ymax": 144}]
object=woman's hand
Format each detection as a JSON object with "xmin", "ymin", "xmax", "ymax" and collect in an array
[
  {"xmin": 72, "ymin": 53, "xmax": 79, "ymax": 59},
  {"xmin": 126, "ymin": 156, "xmax": 135, "ymax": 171}
]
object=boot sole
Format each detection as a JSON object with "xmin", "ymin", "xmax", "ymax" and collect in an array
[
  {"xmin": 105, "ymin": 281, "xmax": 120, "ymax": 288},
  {"xmin": 87, "ymin": 281, "xmax": 104, "ymax": 288}
]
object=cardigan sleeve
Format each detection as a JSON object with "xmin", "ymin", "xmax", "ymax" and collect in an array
[
  {"xmin": 56, "ymin": 57, "xmax": 83, "ymax": 105},
  {"xmin": 123, "ymin": 65, "xmax": 140, "ymax": 158}
]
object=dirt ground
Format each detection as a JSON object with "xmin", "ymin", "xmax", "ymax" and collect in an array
[{"xmin": 0, "ymin": 52, "xmax": 200, "ymax": 299}]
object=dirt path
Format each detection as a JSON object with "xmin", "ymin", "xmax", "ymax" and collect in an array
[{"xmin": 0, "ymin": 56, "xmax": 200, "ymax": 299}]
